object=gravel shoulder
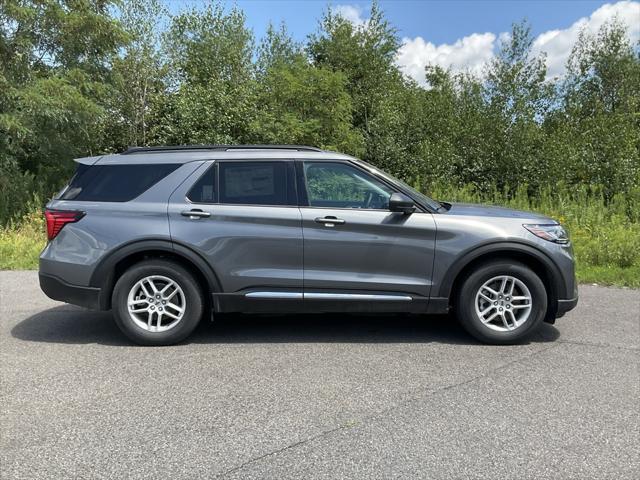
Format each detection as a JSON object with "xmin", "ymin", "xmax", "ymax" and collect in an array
[{"xmin": 1, "ymin": 271, "xmax": 638, "ymax": 479}]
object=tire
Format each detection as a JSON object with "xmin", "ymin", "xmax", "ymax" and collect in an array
[
  {"xmin": 455, "ymin": 260, "xmax": 547, "ymax": 344},
  {"xmin": 112, "ymin": 259, "xmax": 204, "ymax": 346}
]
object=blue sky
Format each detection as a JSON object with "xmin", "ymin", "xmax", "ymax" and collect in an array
[
  {"xmin": 233, "ymin": 0, "xmax": 606, "ymax": 44},
  {"xmin": 167, "ymin": 1, "xmax": 640, "ymax": 82}
]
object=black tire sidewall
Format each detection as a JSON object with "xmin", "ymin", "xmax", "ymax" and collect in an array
[
  {"xmin": 456, "ymin": 262, "xmax": 548, "ymax": 344},
  {"xmin": 112, "ymin": 260, "xmax": 204, "ymax": 346}
]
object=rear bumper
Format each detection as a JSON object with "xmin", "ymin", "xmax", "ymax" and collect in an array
[{"xmin": 39, "ymin": 273, "xmax": 102, "ymax": 310}]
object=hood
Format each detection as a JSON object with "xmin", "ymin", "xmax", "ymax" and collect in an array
[{"xmin": 443, "ymin": 202, "xmax": 556, "ymax": 223}]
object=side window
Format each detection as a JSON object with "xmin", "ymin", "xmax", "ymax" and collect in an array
[
  {"xmin": 187, "ymin": 164, "xmax": 216, "ymax": 203},
  {"xmin": 219, "ymin": 161, "xmax": 294, "ymax": 206},
  {"xmin": 303, "ymin": 162, "xmax": 394, "ymax": 209},
  {"xmin": 59, "ymin": 164, "xmax": 180, "ymax": 202}
]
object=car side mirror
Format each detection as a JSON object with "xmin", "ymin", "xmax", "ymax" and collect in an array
[{"xmin": 389, "ymin": 192, "xmax": 416, "ymax": 214}]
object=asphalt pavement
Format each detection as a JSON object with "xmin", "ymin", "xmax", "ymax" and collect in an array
[{"xmin": 1, "ymin": 270, "xmax": 638, "ymax": 479}]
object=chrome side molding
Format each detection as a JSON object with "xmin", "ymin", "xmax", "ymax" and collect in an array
[
  {"xmin": 245, "ymin": 292, "xmax": 303, "ymax": 299},
  {"xmin": 245, "ymin": 291, "xmax": 412, "ymax": 301},
  {"xmin": 304, "ymin": 293, "xmax": 412, "ymax": 301}
]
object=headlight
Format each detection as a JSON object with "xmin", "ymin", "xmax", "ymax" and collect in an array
[{"xmin": 523, "ymin": 224, "xmax": 569, "ymax": 244}]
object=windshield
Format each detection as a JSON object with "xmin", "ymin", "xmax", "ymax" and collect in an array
[{"xmin": 355, "ymin": 161, "xmax": 443, "ymax": 211}]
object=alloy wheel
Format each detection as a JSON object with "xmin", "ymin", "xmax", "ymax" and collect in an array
[
  {"xmin": 127, "ymin": 275, "xmax": 186, "ymax": 332},
  {"xmin": 474, "ymin": 275, "xmax": 532, "ymax": 332}
]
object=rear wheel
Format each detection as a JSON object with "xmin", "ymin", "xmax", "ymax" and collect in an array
[
  {"xmin": 455, "ymin": 261, "xmax": 547, "ymax": 344},
  {"xmin": 112, "ymin": 259, "xmax": 204, "ymax": 346}
]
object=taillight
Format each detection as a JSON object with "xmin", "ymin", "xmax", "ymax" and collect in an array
[{"xmin": 44, "ymin": 209, "xmax": 85, "ymax": 241}]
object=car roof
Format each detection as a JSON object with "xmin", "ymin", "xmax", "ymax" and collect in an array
[{"xmin": 75, "ymin": 145, "xmax": 358, "ymax": 165}]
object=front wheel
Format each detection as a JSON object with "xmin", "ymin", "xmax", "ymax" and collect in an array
[
  {"xmin": 112, "ymin": 259, "xmax": 204, "ymax": 346},
  {"xmin": 455, "ymin": 261, "xmax": 547, "ymax": 344}
]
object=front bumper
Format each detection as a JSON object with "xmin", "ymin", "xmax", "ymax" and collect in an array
[
  {"xmin": 39, "ymin": 273, "xmax": 101, "ymax": 310},
  {"xmin": 556, "ymin": 296, "xmax": 579, "ymax": 318}
]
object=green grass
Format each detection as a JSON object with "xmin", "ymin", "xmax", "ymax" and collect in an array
[
  {"xmin": 1, "ymin": 184, "xmax": 639, "ymax": 288},
  {"xmin": 0, "ymin": 211, "xmax": 46, "ymax": 270}
]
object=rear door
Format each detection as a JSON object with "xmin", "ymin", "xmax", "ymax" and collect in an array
[
  {"xmin": 168, "ymin": 160, "xmax": 303, "ymax": 310},
  {"xmin": 298, "ymin": 160, "xmax": 437, "ymax": 312}
]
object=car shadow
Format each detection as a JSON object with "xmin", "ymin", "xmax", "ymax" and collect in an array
[{"xmin": 11, "ymin": 306, "xmax": 561, "ymax": 347}]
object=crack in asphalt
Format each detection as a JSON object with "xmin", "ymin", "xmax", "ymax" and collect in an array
[
  {"xmin": 216, "ymin": 343, "xmax": 561, "ymax": 478},
  {"xmin": 557, "ymin": 339, "xmax": 639, "ymax": 352}
]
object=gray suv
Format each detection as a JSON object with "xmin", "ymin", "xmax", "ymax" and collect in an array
[{"xmin": 39, "ymin": 145, "xmax": 578, "ymax": 345}]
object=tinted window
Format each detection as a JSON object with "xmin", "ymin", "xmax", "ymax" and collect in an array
[
  {"xmin": 187, "ymin": 165, "xmax": 216, "ymax": 203},
  {"xmin": 59, "ymin": 164, "xmax": 180, "ymax": 202},
  {"xmin": 219, "ymin": 162, "xmax": 294, "ymax": 206},
  {"xmin": 303, "ymin": 162, "xmax": 393, "ymax": 209}
]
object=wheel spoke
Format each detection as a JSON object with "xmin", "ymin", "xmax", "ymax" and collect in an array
[
  {"xmin": 147, "ymin": 278, "xmax": 159, "ymax": 294},
  {"xmin": 501, "ymin": 313, "xmax": 510, "ymax": 330},
  {"xmin": 147, "ymin": 310, "xmax": 153, "ymax": 328},
  {"xmin": 480, "ymin": 305, "xmax": 495, "ymax": 318},
  {"xmin": 156, "ymin": 313, "xmax": 162, "ymax": 329},
  {"xmin": 160, "ymin": 281, "xmax": 175, "ymax": 295},
  {"xmin": 511, "ymin": 304, "xmax": 530, "ymax": 310},
  {"xmin": 500, "ymin": 277, "xmax": 507, "ymax": 294},
  {"xmin": 164, "ymin": 310, "xmax": 180, "ymax": 320},
  {"xmin": 507, "ymin": 310, "xmax": 517, "ymax": 328},
  {"xmin": 482, "ymin": 286, "xmax": 499, "ymax": 296},
  {"xmin": 479, "ymin": 292, "xmax": 493, "ymax": 302},
  {"xmin": 164, "ymin": 288, "xmax": 179, "ymax": 301},
  {"xmin": 140, "ymin": 282, "xmax": 152, "ymax": 297},
  {"xmin": 482, "ymin": 311, "xmax": 500, "ymax": 324},
  {"xmin": 165, "ymin": 302, "xmax": 183, "ymax": 313}
]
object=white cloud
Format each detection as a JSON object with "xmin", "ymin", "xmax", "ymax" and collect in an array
[
  {"xmin": 397, "ymin": 32, "xmax": 496, "ymax": 84},
  {"xmin": 396, "ymin": 0, "xmax": 640, "ymax": 85},
  {"xmin": 333, "ymin": 4, "xmax": 367, "ymax": 26},
  {"xmin": 532, "ymin": 0, "xmax": 640, "ymax": 79}
]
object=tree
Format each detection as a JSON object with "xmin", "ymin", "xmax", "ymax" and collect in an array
[
  {"xmin": 106, "ymin": 0, "xmax": 167, "ymax": 149},
  {"xmin": 0, "ymin": 0, "xmax": 126, "ymax": 222},
  {"xmin": 154, "ymin": 2, "xmax": 256, "ymax": 144}
]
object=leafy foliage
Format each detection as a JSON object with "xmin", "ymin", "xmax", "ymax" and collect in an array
[{"xmin": 0, "ymin": 1, "xmax": 638, "ymax": 265}]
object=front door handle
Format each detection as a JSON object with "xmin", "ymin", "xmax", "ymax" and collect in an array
[
  {"xmin": 181, "ymin": 209, "xmax": 211, "ymax": 219},
  {"xmin": 315, "ymin": 216, "xmax": 345, "ymax": 227}
]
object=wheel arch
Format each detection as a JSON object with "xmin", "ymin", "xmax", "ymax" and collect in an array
[
  {"xmin": 90, "ymin": 239, "xmax": 221, "ymax": 310},
  {"xmin": 442, "ymin": 242, "xmax": 565, "ymax": 316}
]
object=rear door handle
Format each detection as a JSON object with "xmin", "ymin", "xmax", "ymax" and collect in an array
[
  {"xmin": 315, "ymin": 216, "xmax": 345, "ymax": 227},
  {"xmin": 181, "ymin": 209, "xmax": 211, "ymax": 219}
]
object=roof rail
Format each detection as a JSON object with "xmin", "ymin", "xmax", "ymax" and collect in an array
[{"xmin": 122, "ymin": 145, "xmax": 323, "ymax": 154}]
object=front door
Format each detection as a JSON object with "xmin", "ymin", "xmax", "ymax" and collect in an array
[
  {"xmin": 298, "ymin": 161, "xmax": 437, "ymax": 312},
  {"xmin": 168, "ymin": 160, "xmax": 303, "ymax": 311}
]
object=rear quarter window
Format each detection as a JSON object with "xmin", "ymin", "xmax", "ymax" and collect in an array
[{"xmin": 59, "ymin": 164, "xmax": 180, "ymax": 202}]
